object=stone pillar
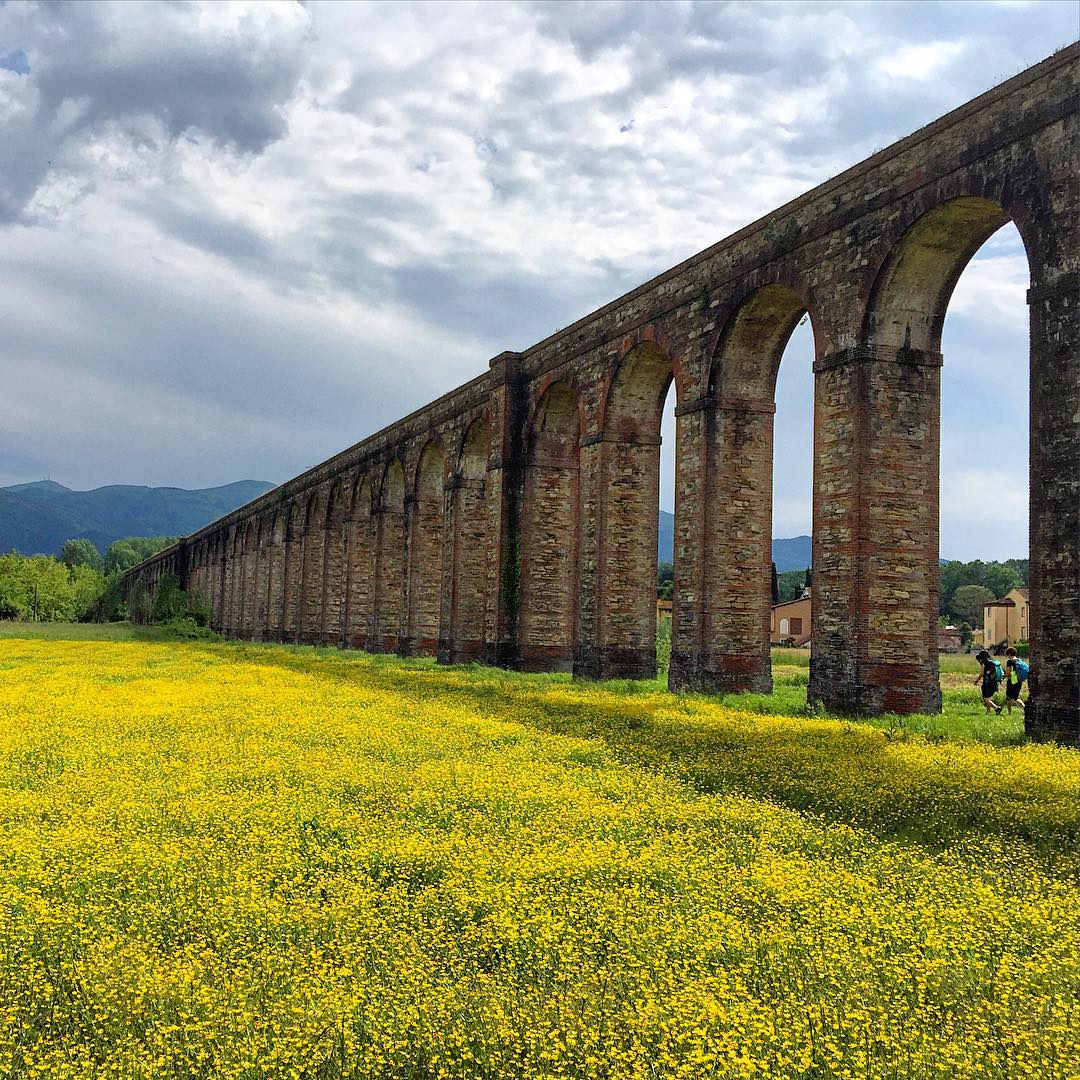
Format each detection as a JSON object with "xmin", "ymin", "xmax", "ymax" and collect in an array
[
  {"xmin": 668, "ymin": 396, "xmax": 709, "ymax": 690},
  {"xmin": 704, "ymin": 396, "xmax": 776, "ymax": 692},
  {"xmin": 440, "ymin": 475, "xmax": 488, "ymax": 663},
  {"xmin": 283, "ymin": 531, "xmax": 303, "ymax": 643},
  {"xmin": 1026, "ymin": 271, "xmax": 1080, "ymax": 740},
  {"xmin": 809, "ymin": 346, "xmax": 942, "ymax": 715},
  {"xmin": 580, "ymin": 433, "xmax": 661, "ymax": 680},
  {"xmin": 483, "ymin": 352, "xmax": 525, "ymax": 668},
  {"xmin": 371, "ymin": 499, "xmax": 405, "ymax": 653},
  {"xmin": 345, "ymin": 510, "xmax": 374, "ymax": 650},
  {"xmin": 322, "ymin": 514, "xmax": 347, "ymax": 647}
]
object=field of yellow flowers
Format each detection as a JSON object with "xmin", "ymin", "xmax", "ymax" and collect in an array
[{"xmin": 1, "ymin": 638, "xmax": 1078, "ymax": 1079}]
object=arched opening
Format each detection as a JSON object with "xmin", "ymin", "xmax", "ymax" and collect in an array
[
  {"xmin": 445, "ymin": 417, "xmax": 490, "ymax": 662},
  {"xmin": 519, "ymin": 382, "xmax": 580, "ymax": 672},
  {"xmin": 283, "ymin": 499, "xmax": 305, "ymax": 642},
  {"xmin": 227, "ymin": 526, "xmax": 244, "ymax": 635},
  {"xmin": 268, "ymin": 508, "xmax": 287, "ymax": 640},
  {"xmin": 826, "ymin": 196, "xmax": 1034, "ymax": 716},
  {"xmin": 407, "ymin": 439, "xmax": 446, "ymax": 656},
  {"xmin": 299, "ymin": 489, "xmax": 326, "ymax": 645},
  {"xmin": 699, "ymin": 283, "xmax": 813, "ymax": 693},
  {"xmin": 240, "ymin": 521, "xmax": 257, "ymax": 638},
  {"xmin": 322, "ymin": 479, "xmax": 349, "ymax": 645},
  {"xmin": 658, "ymin": 380, "xmax": 676, "ymax": 683},
  {"xmin": 372, "ymin": 460, "xmax": 405, "ymax": 652},
  {"xmin": 252, "ymin": 516, "xmax": 271, "ymax": 640},
  {"xmin": 594, "ymin": 340, "xmax": 675, "ymax": 680},
  {"xmin": 346, "ymin": 474, "xmax": 373, "ymax": 649}
]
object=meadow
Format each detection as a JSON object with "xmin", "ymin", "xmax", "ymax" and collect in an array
[{"xmin": 0, "ymin": 629, "xmax": 1076, "ymax": 1078}]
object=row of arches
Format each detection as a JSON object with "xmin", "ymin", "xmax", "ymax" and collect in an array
[
  {"xmin": 134, "ymin": 188, "xmax": 1072, "ymax": 734},
  {"xmin": 186, "ymin": 418, "xmax": 491, "ymax": 660}
]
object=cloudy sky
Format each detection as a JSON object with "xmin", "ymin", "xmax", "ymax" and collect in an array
[{"xmin": 1, "ymin": 1, "xmax": 1075, "ymax": 560}]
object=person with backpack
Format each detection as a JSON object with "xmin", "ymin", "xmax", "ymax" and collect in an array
[
  {"xmin": 1002, "ymin": 646, "xmax": 1029, "ymax": 714},
  {"xmin": 973, "ymin": 650, "xmax": 1004, "ymax": 713}
]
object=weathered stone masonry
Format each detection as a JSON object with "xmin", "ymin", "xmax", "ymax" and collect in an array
[{"xmin": 125, "ymin": 47, "xmax": 1080, "ymax": 740}]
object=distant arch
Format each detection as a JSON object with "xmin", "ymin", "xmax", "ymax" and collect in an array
[
  {"xmin": 372, "ymin": 460, "xmax": 406, "ymax": 651},
  {"xmin": 407, "ymin": 439, "xmax": 447, "ymax": 656},
  {"xmin": 444, "ymin": 418, "xmax": 491, "ymax": 662},
  {"xmin": 519, "ymin": 382, "xmax": 581, "ymax": 671},
  {"xmin": 346, "ymin": 474, "xmax": 373, "ymax": 648},
  {"xmin": 321, "ymin": 477, "xmax": 350, "ymax": 645}
]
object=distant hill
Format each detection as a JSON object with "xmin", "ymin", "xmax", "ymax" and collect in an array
[
  {"xmin": 658, "ymin": 511, "xmax": 811, "ymax": 570},
  {"xmin": 0, "ymin": 480, "xmax": 275, "ymax": 556}
]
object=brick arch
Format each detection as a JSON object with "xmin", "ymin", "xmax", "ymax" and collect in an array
[
  {"xmin": 346, "ymin": 473, "xmax": 374, "ymax": 649},
  {"xmin": 407, "ymin": 438, "xmax": 447, "ymax": 656},
  {"xmin": 458, "ymin": 415, "xmax": 489, "ymax": 479},
  {"xmin": 588, "ymin": 339, "xmax": 681, "ymax": 679},
  {"xmin": 444, "ymin": 416, "xmax": 491, "ymax": 662},
  {"xmin": 519, "ymin": 381, "xmax": 581, "ymax": 671},
  {"xmin": 239, "ymin": 519, "xmax": 258, "ymax": 638},
  {"xmin": 320, "ymin": 477, "xmax": 351, "ymax": 645},
  {"xmin": 864, "ymin": 196, "xmax": 1020, "ymax": 354},
  {"xmin": 264, "ymin": 507, "xmax": 288, "ymax": 640},
  {"xmin": 710, "ymin": 282, "xmax": 817, "ymax": 400},
  {"xmin": 372, "ymin": 460, "xmax": 406, "ymax": 651},
  {"xmin": 298, "ymin": 487, "xmax": 327, "ymax": 644},
  {"xmin": 282, "ymin": 498, "xmax": 306, "ymax": 641}
]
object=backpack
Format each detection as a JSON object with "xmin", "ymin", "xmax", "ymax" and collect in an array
[
  {"xmin": 988, "ymin": 658, "xmax": 1004, "ymax": 681},
  {"xmin": 1013, "ymin": 658, "xmax": 1029, "ymax": 683}
]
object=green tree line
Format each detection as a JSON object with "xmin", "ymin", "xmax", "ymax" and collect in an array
[
  {"xmin": 0, "ymin": 536, "xmax": 178, "ymax": 623},
  {"xmin": 658, "ymin": 557, "xmax": 1028, "ymax": 631}
]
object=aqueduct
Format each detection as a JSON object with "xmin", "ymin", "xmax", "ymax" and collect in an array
[{"xmin": 124, "ymin": 46, "xmax": 1080, "ymax": 740}]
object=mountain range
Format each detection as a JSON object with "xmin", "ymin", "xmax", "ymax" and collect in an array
[
  {"xmin": 658, "ymin": 510, "xmax": 810, "ymax": 570},
  {"xmin": 0, "ymin": 480, "xmax": 275, "ymax": 556}
]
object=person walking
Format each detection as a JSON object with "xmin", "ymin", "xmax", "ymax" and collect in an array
[
  {"xmin": 974, "ymin": 649, "xmax": 1004, "ymax": 714},
  {"xmin": 1002, "ymin": 646, "xmax": 1029, "ymax": 714}
]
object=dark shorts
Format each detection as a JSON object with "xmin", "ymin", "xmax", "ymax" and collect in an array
[
  {"xmin": 1005, "ymin": 680, "xmax": 1022, "ymax": 700},
  {"xmin": 982, "ymin": 678, "xmax": 1000, "ymax": 699}
]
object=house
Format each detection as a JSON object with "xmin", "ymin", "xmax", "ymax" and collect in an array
[
  {"xmin": 938, "ymin": 625, "xmax": 964, "ymax": 653},
  {"xmin": 771, "ymin": 589, "xmax": 811, "ymax": 646},
  {"xmin": 656, "ymin": 597, "xmax": 673, "ymax": 621},
  {"xmin": 983, "ymin": 587, "xmax": 1029, "ymax": 649}
]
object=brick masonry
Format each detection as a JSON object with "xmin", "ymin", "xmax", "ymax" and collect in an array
[{"xmin": 125, "ymin": 46, "xmax": 1080, "ymax": 740}]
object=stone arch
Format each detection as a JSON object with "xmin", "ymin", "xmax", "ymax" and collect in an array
[
  {"xmin": 806, "ymin": 195, "xmax": 1034, "ymax": 714},
  {"xmin": 321, "ymin": 478, "xmax": 350, "ymax": 646},
  {"xmin": 590, "ymin": 341, "xmax": 678, "ymax": 679},
  {"xmin": 710, "ymin": 282, "xmax": 814, "ymax": 399},
  {"xmin": 444, "ymin": 416, "xmax": 491, "ymax": 662},
  {"xmin": 406, "ymin": 438, "xmax": 447, "ymax": 656},
  {"xmin": 864, "ymin": 197, "xmax": 1015, "ymax": 354},
  {"xmin": 282, "ymin": 498, "xmax": 306, "ymax": 641},
  {"xmin": 249, "ymin": 511, "xmax": 270, "ymax": 635},
  {"xmin": 265, "ymin": 507, "xmax": 288, "ymax": 640},
  {"xmin": 519, "ymin": 382, "xmax": 581, "ymax": 671},
  {"xmin": 372, "ymin": 460, "xmax": 406, "ymax": 652},
  {"xmin": 685, "ymin": 282, "xmax": 819, "ymax": 695},
  {"xmin": 240, "ymin": 520, "xmax": 258, "ymax": 638},
  {"xmin": 299, "ymin": 488, "xmax": 327, "ymax": 644},
  {"xmin": 346, "ymin": 473, "xmax": 373, "ymax": 649}
]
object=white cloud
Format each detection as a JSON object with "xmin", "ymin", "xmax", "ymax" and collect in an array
[{"xmin": 0, "ymin": 0, "xmax": 1072, "ymax": 560}]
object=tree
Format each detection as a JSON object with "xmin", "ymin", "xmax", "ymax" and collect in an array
[
  {"xmin": 950, "ymin": 584, "xmax": 996, "ymax": 628},
  {"xmin": 105, "ymin": 536, "xmax": 178, "ymax": 575},
  {"xmin": 61, "ymin": 538, "xmax": 103, "ymax": 572},
  {"xmin": 150, "ymin": 572, "xmax": 187, "ymax": 624},
  {"xmin": 69, "ymin": 564, "xmax": 107, "ymax": 621}
]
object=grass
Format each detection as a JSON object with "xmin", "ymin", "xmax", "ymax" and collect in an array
[{"xmin": 0, "ymin": 622, "xmax": 1019, "ymax": 743}]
